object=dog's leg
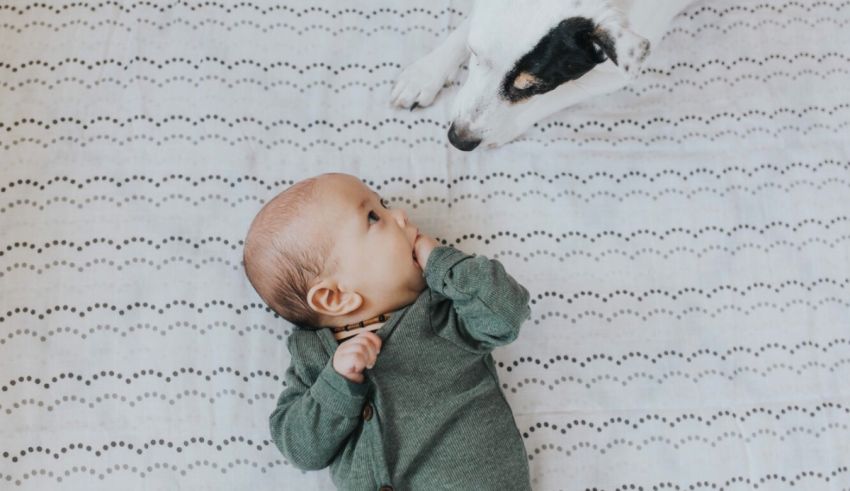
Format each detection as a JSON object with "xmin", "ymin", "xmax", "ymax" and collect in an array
[{"xmin": 391, "ymin": 18, "xmax": 470, "ymax": 109}]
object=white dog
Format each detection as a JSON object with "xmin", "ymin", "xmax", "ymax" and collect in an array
[{"xmin": 391, "ymin": 0, "xmax": 694, "ymax": 150}]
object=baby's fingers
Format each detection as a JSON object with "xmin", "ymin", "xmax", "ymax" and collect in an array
[
  {"xmin": 355, "ymin": 331, "xmax": 382, "ymax": 352},
  {"xmin": 337, "ymin": 351, "xmax": 368, "ymax": 376},
  {"xmin": 349, "ymin": 332, "xmax": 382, "ymax": 360},
  {"xmin": 333, "ymin": 332, "xmax": 383, "ymax": 381},
  {"xmin": 413, "ymin": 234, "xmax": 437, "ymax": 270},
  {"xmin": 352, "ymin": 343, "xmax": 378, "ymax": 369},
  {"xmin": 336, "ymin": 343, "xmax": 372, "ymax": 368},
  {"xmin": 349, "ymin": 352, "xmax": 370, "ymax": 372}
]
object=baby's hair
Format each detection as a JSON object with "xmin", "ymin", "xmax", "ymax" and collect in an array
[{"xmin": 243, "ymin": 177, "xmax": 331, "ymax": 329}]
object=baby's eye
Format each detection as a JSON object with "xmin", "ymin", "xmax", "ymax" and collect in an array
[
  {"xmin": 368, "ymin": 210, "xmax": 380, "ymax": 225},
  {"xmin": 380, "ymin": 198, "xmax": 390, "ymax": 209}
]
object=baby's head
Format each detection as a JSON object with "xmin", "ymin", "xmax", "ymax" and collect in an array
[{"xmin": 243, "ymin": 173, "xmax": 425, "ymax": 329}]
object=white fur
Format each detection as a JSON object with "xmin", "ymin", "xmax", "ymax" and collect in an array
[{"xmin": 391, "ymin": 0, "xmax": 694, "ymax": 149}]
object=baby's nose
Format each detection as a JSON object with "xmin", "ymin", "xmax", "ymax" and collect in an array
[{"xmin": 392, "ymin": 208, "xmax": 408, "ymax": 227}]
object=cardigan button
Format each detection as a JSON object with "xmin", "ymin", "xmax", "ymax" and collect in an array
[
  {"xmin": 378, "ymin": 486, "xmax": 393, "ymax": 491},
  {"xmin": 362, "ymin": 403, "xmax": 373, "ymax": 421}
]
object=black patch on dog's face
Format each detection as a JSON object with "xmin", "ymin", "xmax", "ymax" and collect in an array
[{"xmin": 501, "ymin": 17, "xmax": 615, "ymax": 103}]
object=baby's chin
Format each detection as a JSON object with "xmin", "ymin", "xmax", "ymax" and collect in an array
[
  {"xmin": 400, "ymin": 273, "xmax": 428, "ymax": 302},
  {"xmin": 373, "ymin": 279, "xmax": 426, "ymax": 315}
]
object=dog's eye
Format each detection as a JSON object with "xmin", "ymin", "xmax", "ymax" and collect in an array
[{"xmin": 368, "ymin": 210, "xmax": 380, "ymax": 225}]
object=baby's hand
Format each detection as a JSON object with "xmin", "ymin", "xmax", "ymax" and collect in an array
[
  {"xmin": 413, "ymin": 233, "xmax": 439, "ymax": 271},
  {"xmin": 332, "ymin": 331, "xmax": 382, "ymax": 384}
]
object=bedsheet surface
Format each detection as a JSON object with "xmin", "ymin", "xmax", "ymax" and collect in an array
[{"xmin": 1, "ymin": 0, "xmax": 849, "ymax": 489}]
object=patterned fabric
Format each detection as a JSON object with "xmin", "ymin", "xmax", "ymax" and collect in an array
[{"xmin": 1, "ymin": 0, "xmax": 849, "ymax": 490}]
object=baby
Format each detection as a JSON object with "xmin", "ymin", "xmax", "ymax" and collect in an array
[{"xmin": 243, "ymin": 173, "xmax": 532, "ymax": 490}]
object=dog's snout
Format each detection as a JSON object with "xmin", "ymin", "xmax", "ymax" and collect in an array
[{"xmin": 447, "ymin": 122, "xmax": 482, "ymax": 152}]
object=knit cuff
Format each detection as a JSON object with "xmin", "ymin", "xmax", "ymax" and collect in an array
[
  {"xmin": 424, "ymin": 246, "xmax": 469, "ymax": 291},
  {"xmin": 310, "ymin": 358, "xmax": 370, "ymax": 418}
]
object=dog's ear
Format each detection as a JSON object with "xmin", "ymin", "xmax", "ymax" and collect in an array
[
  {"xmin": 589, "ymin": 27, "xmax": 618, "ymax": 65},
  {"xmin": 502, "ymin": 18, "xmax": 599, "ymax": 102},
  {"xmin": 590, "ymin": 24, "xmax": 651, "ymax": 80},
  {"xmin": 503, "ymin": 17, "xmax": 640, "ymax": 102}
]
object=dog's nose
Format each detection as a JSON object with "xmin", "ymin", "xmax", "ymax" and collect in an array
[{"xmin": 447, "ymin": 123, "xmax": 482, "ymax": 151}]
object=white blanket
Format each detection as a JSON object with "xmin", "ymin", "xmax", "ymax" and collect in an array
[{"xmin": 1, "ymin": 0, "xmax": 849, "ymax": 489}]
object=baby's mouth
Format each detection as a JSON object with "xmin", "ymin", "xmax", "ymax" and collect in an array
[{"xmin": 412, "ymin": 231, "xmax": 420, "ymax": 264}]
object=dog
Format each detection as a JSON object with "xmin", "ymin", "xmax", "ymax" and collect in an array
[{"xmin": 391, "ymin": 0, "xmax": 694, "ymax": 150}]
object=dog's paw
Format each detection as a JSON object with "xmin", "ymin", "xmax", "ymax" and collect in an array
[
  {"xmin": 615, "ymin": 31, "xmax": 650, "ymax": 79},
  {"xmin": 391, "ymin": 57, "xmax": 450, "ymax": 110}
]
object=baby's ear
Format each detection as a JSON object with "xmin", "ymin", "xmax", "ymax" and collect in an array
[{"xmin": 307, "ymin": 279, "xmax": 363, "ymax": 318}]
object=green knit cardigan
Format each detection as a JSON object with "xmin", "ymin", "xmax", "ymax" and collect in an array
[{"xmin": 269, "ymin": 246, "xmax": 533, "ymax": 490}]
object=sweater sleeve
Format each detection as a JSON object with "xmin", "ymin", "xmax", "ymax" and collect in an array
[
  {"xmin": 269, "ymin": 329, "xmax": 370, "ymax": 471},
  {"xmin": 424, "ymin": 245, "xmax": 531, "ymax": 354}
]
